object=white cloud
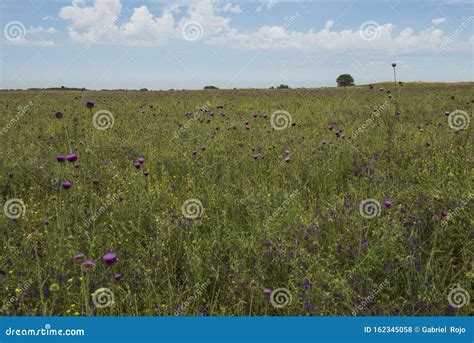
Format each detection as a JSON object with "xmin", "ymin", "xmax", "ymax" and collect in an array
[
  {"xmin": 28, "ymin": 26, "xmax": 57, "ymax": 33},
  {"xmin": 432, "ymin": 17, "xmax": 446, "ymax": 25},
  {"xmin": 60, "ymin": 0, "xmax": 232, "ymax": 46},
  {"xmin": 257, "ymin": 0, "xmax": 278, "ymax": 12},
  {"xmin": 57, "ymin": 0, "xmax": 472, "ymax": 55},
  {"xmin": 59, "ymin": 0, "xmax": 121, "ymax": 29},
  {"xmin": 222, "ymin": 3, "xmax": 242, "ymax": 14}
]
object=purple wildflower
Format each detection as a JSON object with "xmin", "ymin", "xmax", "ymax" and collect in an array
[
  {"xmin": 102, "ymin": 252, "xmax": 118, "ymax": 265},
  {"xmin": 73, "ymin": 252, "xmax": 86, "ymax": 262},
  {"xmin": 66, "ymin": 154, "xmax": 77, "ymax": 162},
  {"xmin": 82, "ymin": 259, "xmax": 95, "ymax": 268}
]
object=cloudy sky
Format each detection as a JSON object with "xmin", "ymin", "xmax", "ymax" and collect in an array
[{"xmin": 1, "ymin": 0, "xmax": 473, "ymax": 89}]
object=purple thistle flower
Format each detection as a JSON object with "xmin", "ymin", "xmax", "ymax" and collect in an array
[
  {"xmin": 55, "ymin": 111, "xmax": 63, "ymax": 119},
  {"xmin": 444, "ymin": 111, "xmax": 450, "ymax": 117},
  {"xmin": 114, "ymin": 273, "xmax": 122, "ymax": 281},
  {"xmin": 252, "ymin": 154, "xmax": 259, "ymax": 160},
  {"xmin": 138, "ymin": 157, "xmax": 145, "ymax": 164},
  {"xmin": 201, "ymin": 146, "xmax": 206, "ymax": 151},
  {"xmin": 56, "ymin": 155, "xmax": 66, "ymax": 162},
  {"xmin": 391, "ymin": 63, "xmax": 397, "ymax": 68},
  {"xmin": 134, "ymin": 162, "xmax": 141, "ymax": 169},
  {"xmin": 92, "ymin": 178, "xmax": 100, "ymax": 185},
  {"xmin": 82, "ymin": 259, "xmax": 95, "ymax": 268},
  {"xmin": 384, "ymin": 199, "xmax": 393, "ymax": 208},
  {"xmin": 73, "ymin": 252, "xmax": 86, "ymax": 262},
  {"xmin": 327, "ymin": 123, "xmax": 334, "ymax": 130},
  {"xmin": 441, "ymin": 210, "xmax": 449, "ymax": 217},
  {"xmin": 143, "ymin": 170, "xmax": 149, "ymax": 176},
  {"xmin": 62, "ymin": 181, "xmax": 72, "ymax": 190},
  {"xmin": 263, "ymin": 288, "xmax": 271, "ymax": 297},
  {"xmin": 66, "ymin": 154, "xmax": 77, "ymax": 162},
  {"xmin": 192, "ymin": 149, "xmax": 197, "ymax": 156},
  {"xmin": 284, "ymin": 156, "xmax": 291, "ymax": 163},
  {"xmin": 86, "ymin": 101, "xmax": 95, "ymax": 109},
  {"xmin": 102, "ymin": 252, "xmax": 118, "ymax": 265}
]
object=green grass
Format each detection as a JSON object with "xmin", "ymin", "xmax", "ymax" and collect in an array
[{"xmin": 0, "ymin": 83, "xmax": 472, "ymax": 316}]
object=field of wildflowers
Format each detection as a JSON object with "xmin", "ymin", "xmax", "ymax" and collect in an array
[{"xmin": 0, "ymin": 82, "xmax": 472, "ymax": 316}]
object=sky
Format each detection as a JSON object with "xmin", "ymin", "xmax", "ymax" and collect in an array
[{"xmin": 0, "ymin": 0, "xmax": 473, "ymax": 90}]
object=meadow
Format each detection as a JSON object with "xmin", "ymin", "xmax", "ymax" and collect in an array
[{"xmin": 0, "ymin": 83, "xmax": 472, "ymax": 316}]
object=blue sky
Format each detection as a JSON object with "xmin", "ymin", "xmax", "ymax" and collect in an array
[{"xmin": 1, "ymin": 0, "xmax": 473, "ymax": 89}]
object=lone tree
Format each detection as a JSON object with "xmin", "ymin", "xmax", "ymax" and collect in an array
[
  {"xmin": 336, "ymin": 74, "xmax": 354, "ymax": 87},
  {"xmin": 204, "ymin": 85, "xmax": 218, "ymax": 89}
]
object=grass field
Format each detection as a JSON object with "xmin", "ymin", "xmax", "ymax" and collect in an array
[{"xmin": 0, "ymin": 83, "xmax": 472, "ymax": 316}]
